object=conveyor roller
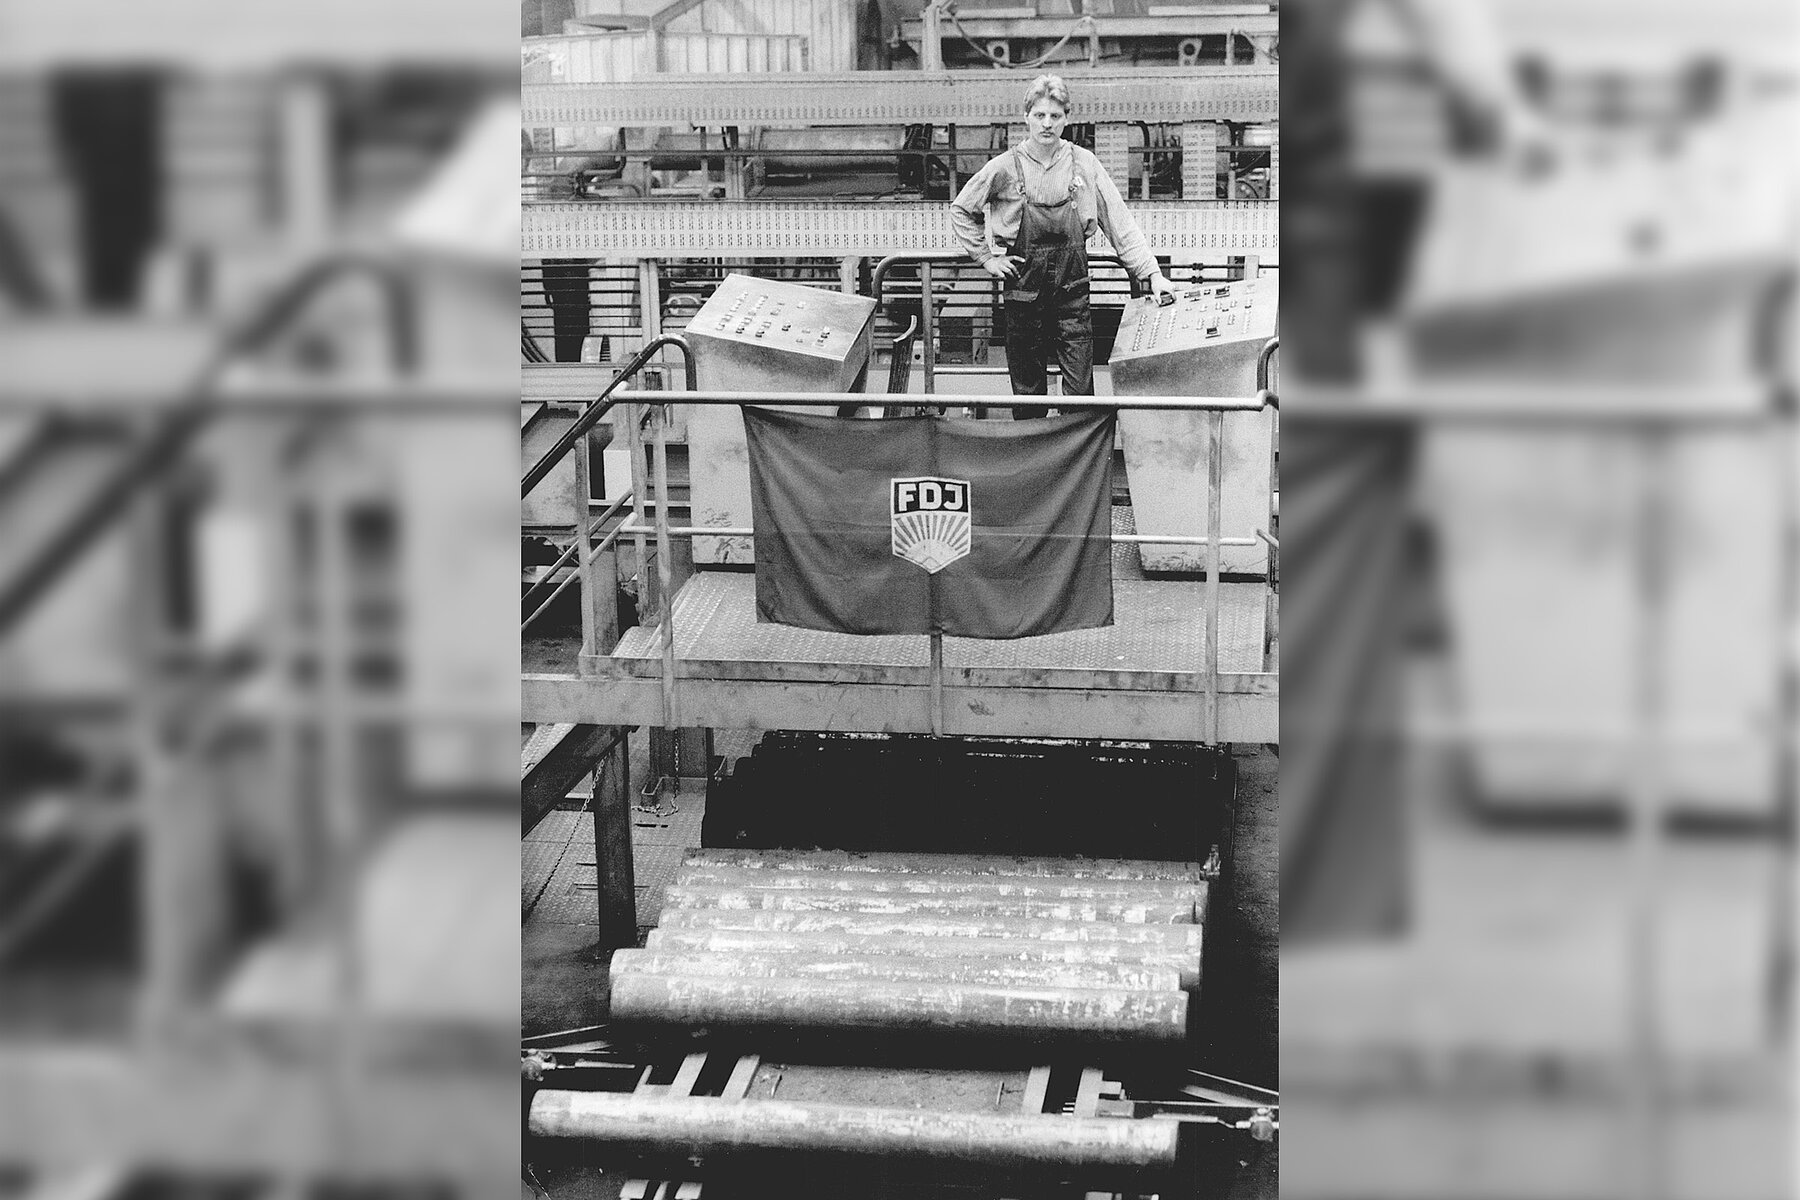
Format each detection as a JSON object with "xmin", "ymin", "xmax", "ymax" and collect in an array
[
  {"xmin": 617, "ymin": 850, "xmax": 1205, "ymax": 1045},
  {"xmin": 528, "ymin": 1089, "xmax": 1182, "ymax": 1179}
]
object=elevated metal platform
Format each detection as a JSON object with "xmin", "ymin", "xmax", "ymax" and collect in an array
[
  {"xmin": 523, "ymin": 67, "xmax": 1278, "ymax": 127},
  {"xmin": 522, "ymin": 572, "xmax": 1276, "ymax": 742}
]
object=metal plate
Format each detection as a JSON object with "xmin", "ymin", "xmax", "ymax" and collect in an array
[
  {"xmin": 611, "ymin": 573, "xmax": 1266, "ymax": 679},
  {"xmin": 523, "ymin": 201, "xmax": 1278, "ymax": 260},
  {"xmin": 522, "ymin": 68, "xmax": 1278, "ymax": 127}
]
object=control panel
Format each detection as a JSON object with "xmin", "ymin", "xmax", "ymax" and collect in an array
[
  {"xmin": 1112, "ymin": 277, "xmax": 1277, "ymax": 363},
  {"xmin": 690, "ymin": 273, "xmax": 876, "ymax": 364}
]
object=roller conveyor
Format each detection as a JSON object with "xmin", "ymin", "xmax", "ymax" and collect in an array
[
  {"xmin": 681, "ymin": 846, "xmax": 1207, "ymax": 881},
  {"xmin": 654, "ymin": 907, "xmax": 1206, "ymax": 948},
  {"xmin": 528, "ymin": 1087, "xmax": 1183, "ymax": 1182},
  {"xmin": 641, "ymin": 929, "xmax": 1203, "ymax": 987},
  {"xmin": 615, "ymin": 849, "xmax": 1205, "ymax": 1046}
]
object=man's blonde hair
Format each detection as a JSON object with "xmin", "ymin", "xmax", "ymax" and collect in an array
[{"xmin": 1023, "ymin": 74, "xmax": 1070, "ymax": 112}]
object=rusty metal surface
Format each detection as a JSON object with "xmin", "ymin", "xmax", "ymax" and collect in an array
[
  {"xmin": 609, "ymin": 974, "xmax": 1188, "ymax": 1042},
  {"xmin": 642, "ymin": 928, "xmax": 1201, "ymax": 988},
  {"xmin": 612, "ymin": 949, "xmax": 1184, "ymax": 992},
  {"xmin": 661, "ymin": 884, "xmax": 1197, "ymax": 924},
  {"xmin": 681, "ymin": 847, "xmax": 1204, "ymax": 881},
  {"xmin": 529, "ymin": 1089, "xmax": 1182, "ymax": 1171},
  {"xmin": 672, "ymin": 863, "xmax": 1206, "ymax": 904},
  {"xmin": 654, "ymin": 907, "xmax": 1205, "ymax": 949}
]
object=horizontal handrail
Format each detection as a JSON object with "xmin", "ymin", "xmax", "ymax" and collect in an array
[
  {"xmin": 619, "ymin": 521, "xmax": 1257, "ymax": 547},
  {"xmin": 522, "ymin": 333, "xmax": 695, "ymax": 497},
  {"xmin": 612, "ymin": 387, "xmax": 1272, "ymax": 412},
  {"xmin": 523, "ymin": 508, "xmax": 637, "ymax": 632},
  {"xmin": 872, "ymin": 252, "xmax": 1142, "ymax": 309},
  {"xmin": 521, "ymin": 490, "xmax": 635, "ymax": 618}
]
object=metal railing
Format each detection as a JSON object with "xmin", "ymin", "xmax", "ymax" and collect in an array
[
  {"xmin": 521, "ymin": 333, "xmax": 696, "ymax": 497},
  {"xmin": 613, "ymin": 383, "xmax": 1278, "ymax": 746},
  {"xmin": 871, "ymin": 251, "xmax": 1153, "ymax": 396}
]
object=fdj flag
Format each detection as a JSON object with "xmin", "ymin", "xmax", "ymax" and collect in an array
[{"xmin": 742, "ymin": 408, "xmax": 1115, "ymax": 638}]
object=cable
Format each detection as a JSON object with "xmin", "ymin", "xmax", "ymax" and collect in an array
[{"xmin": 942, "ymin": 3, "xmax": 1096, "ymax": 70}]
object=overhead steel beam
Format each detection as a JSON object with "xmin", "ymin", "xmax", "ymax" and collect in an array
[
  {"xmin": 523, "ymin": 200, "xmax": 1277, "ymax": 260},
  {"xmin": 523, "ymin": 68, "xmax": 1277, "ymax": 126},
  {"xmin": 906, "ymin": 13, "xmax": 1278, "ymax": 39}
]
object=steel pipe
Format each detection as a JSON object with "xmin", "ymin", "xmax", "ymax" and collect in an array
[
  {"xmin": 611, "ymin": 949, "xmax": 1186, "ymax": 993},
  {"xmin": 641, "ymin": 928, "xmax": 1201, "ymax": 987},
  {"xmin": 671, "ymin": 865, "xmax": 1207, "ymax": 906},
  {"xmin": 661, "ymin": 885, "xmax": 1197, "ymax": 925},
  {"xmin": 654, "ymin": 908, "xmax": 1205, "ymax": 950},
  {"xmin": 528, "ymin": 1091, "xmax": 1182, "ymax": 1175},
  {"xmin": 680, "ymin": 848, "xmax": 1205, "ymax": 882},
  {"xmin": 609, "ymin": 974, "xmax": 1189, "ymax": 1043}
]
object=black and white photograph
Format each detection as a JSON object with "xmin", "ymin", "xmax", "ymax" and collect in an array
[
  {"xmin": 519, "ymin": 1, "xmax": 1279, "ymax": 1195},
  {"xmin": 1, "ymin": 1, "xmax": 1798, "ymax": 1198}
]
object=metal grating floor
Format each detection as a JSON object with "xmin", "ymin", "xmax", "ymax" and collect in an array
[
  {"xmin": 523, "ymin": 793, "xmax": 708, "ymax": 933},
  {"xmin": 612, "ymin": 572, "xmax": 1268, "ymax": 678}
]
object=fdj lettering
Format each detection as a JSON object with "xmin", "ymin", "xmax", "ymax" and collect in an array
[{"xmin": 892, "ymin": 479, "xmax": 969, "ymax": 514}]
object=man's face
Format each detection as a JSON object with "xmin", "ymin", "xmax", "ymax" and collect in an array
[{"xmin": 1026, "ymin": 99, "xmax": 1068, "ymax": 146}]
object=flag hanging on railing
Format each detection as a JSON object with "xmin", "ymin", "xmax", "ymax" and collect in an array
[{"xmin": 743, "ymin": 408, "xmax": 1115, "ymax": 639}]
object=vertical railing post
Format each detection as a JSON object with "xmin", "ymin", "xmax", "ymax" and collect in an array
[
  {"xmin": 1204, "ymin": 409, "xmax": 1224, "ymax": 745},
  {"xmin": 573, "ymin": 432, "xmax": 599, "ymax": 660},
  {"xmin": 652, "ymin": 401, "xmax": 679, "ymax": 799},
  {"xmin": 921, "ymin": 261, "xmax": 937, "ymax": 396}
]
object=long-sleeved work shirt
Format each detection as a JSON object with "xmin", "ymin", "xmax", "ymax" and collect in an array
[{"xmin": 947, "ymin": 139, "xmax": 1162, "ymax": 281}]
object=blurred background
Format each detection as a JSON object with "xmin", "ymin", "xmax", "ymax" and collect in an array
[
  {"xmin": 0, "ymin": 2, "xmax": 518, "ymax": 1197},
  {"xmin": 1281, "ymin": 1, "xmax": 1798, "ymax": 1198}
]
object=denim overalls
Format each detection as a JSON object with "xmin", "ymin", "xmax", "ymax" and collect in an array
[{"xmin": 1000, "ymin": 146, "xmax": 1094, "ymax": 417}]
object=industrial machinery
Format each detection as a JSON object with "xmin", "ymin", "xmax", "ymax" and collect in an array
[
  {"xmin": 525, "ymin": 735, "xmax": 1275, "ymax": 1195},
  {"xmin": 1113, "ymin": 271, "xmax": 1279, "ymax": 576},
  {"xmin": 520, "ymin": 22, "xmax": 1279, "ymax": 1199},
  {"xmin": 685, "ymin": 273, "xmax": 878, "ymax": 564}
]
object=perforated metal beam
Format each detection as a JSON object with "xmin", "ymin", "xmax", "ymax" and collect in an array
[
  {"xmin": 523, "ymin": 68, "xmax": 1277, "ymax": 127},
  {"xmin": 523, "ymin": 200, "xmax": 1277, "ymax": 260}
]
